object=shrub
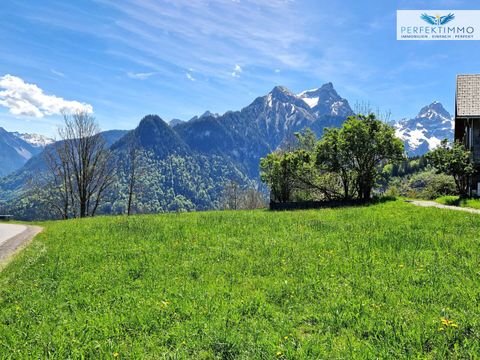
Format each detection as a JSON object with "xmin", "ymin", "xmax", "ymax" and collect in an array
[
  {"xmin": 436, "ymin": 196, "xmax": 460, "ymax": 206},
  {"xmin": 387, "ymin": 170, "xmax": 457, "ymax": 200}
]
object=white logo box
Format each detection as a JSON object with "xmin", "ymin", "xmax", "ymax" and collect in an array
[{"xmin": 397, "ymin": 10, "xmax": 480, "ymax": 41}]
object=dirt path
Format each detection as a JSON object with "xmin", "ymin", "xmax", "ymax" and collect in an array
[
  {"xmin": 407, "ymin": 200, "xmax": 480, "ymax": 214},
  {"xmin": 0, "ymin": 224, "xmax": 42, "ymax": 264}
]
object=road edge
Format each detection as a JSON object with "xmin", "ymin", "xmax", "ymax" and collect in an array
[
  {"xmin": 0, "ymin": 225, "xmax": 43, "ymax": 270},
  {"xmin": 406, "ymin": 199, "xmax": 480, "ymax": 214}
]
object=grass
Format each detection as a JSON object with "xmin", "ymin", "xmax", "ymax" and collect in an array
[
  {"xmin": 1, "ymin": 200, "xmax": 480, "ymax": 358},
  {"xmin": 436, "ymin": 195, "xmax": 480, "ymax": 210}
]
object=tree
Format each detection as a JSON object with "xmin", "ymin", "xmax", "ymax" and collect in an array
[
  {"xmin": 50, "ymin": 112, "xmax": 113, "ymax": 218},
  {"xmin": 294, "ymin": 128, "xmax": 317, "ymax": 152},
  {"xmin": 339, "ymin": 114, "xmax": 404, "ymax": 200},
  {"xmin": 126, "ymin": 144, "xmax": 141, "ymax": 216},
  {"xmin": 260, "ymin": 151, "xmax": 303, "ymax": 203},
  {"xmin": 315, "ymin": 114, "xmax": 404, "ymax": 200},
  {"xmin": 41, "ymin": 142, "xmax": 75, "ymax": 219},
  {"xmin": 221, "ymin": 180, "xmax": 242, "ymax": 210},
  {"xmin": 261, "ymin": 114, "xmax": 404, "ymax": 202},
  {"xmin": 426, "ymin": 139, "xmax": 475, "ymax": 197},
  {"xmin": 240, "ymin": 187, "xmax": 266, "ymax": 209},
  {"xmin": 316, "ymin": 128, "xmax": 356, "ymax": 200}
]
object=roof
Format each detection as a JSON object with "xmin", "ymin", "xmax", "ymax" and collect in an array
[{"xmin": 456, "ymin": 74, "xmax": 480, "ymax": 117}]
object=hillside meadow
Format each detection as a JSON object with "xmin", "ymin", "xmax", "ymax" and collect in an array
[{"xmin": 1, "ymin": 200, "xmax": 480, "ymax": 358}]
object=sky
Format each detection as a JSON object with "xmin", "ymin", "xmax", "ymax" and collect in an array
[{"xmin": 0, "ymin": 0, "xmax": 479, "ymax": 137}]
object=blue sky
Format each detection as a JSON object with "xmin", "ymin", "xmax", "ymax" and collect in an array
[{"xmin": 0, "ymin": 0, "xmax": 478, "ymax": 136}]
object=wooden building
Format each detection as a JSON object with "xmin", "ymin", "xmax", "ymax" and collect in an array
[{"xmin": 455, "ymin": 74, "xmax": 480, "ymax": 196}]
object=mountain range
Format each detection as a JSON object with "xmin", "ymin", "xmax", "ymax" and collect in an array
[
  {"xmin": 0, "ymin": 128, "xmax": 53, "ymax": 177},
  {"xmin": 0, "ymin": 83, "xmax": 455, "ymax": 217}
]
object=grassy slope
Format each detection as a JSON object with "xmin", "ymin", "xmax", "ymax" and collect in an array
[{"xmin": 1, "ymin": 201, "xmax": 480, "ymax": 359}]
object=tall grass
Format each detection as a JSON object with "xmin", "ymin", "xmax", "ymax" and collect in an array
[
  {"xmin": 1, "ymin": 201, "xmax": 480, "ymax": 358},
  {"xmin": 436, "ymin": 195, "xmax": 480, "ymax": 210}
]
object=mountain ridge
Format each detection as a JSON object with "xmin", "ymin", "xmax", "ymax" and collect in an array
[
  {"xmin": 0, "ymin": 83, "xmax": 457, "ymax": 218},
  {"xmin": 0, "ymin": 127, "xmax": 51, "ymax": 177},
  {"xmin": 394, "ymin": 101, "xmax": 453, "ymax": 156}
]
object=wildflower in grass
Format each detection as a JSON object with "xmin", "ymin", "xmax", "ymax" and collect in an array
[
  {"xmin": 439, "ymin": 317, "xmax": 459, "ymax": 330},
  {"xmin": 399, "ymin": 264, "xmax": 404, "ymax": 268},
  {"xmin": 276, "ymin": 351, "xmax": 283, "ymax": 357},
  {"xmin": 113, "ymin": 352, "xmax": 119, "ymax": 357}
]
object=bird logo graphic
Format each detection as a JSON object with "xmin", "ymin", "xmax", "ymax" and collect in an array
[{"xmin": 421, "ymin": 13, "xmax": 455, "ymax": 25}]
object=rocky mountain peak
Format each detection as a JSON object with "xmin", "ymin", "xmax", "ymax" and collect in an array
[
  {"xmin": 395, "ymin": 101, "xmax": 454, "ymax": 156},
  {"xmin": 297, "ymin": 83, "xmax": 353, "ymax": 118},
  {"xmin": 269, "ymin": 86, "xmax": 297, "ymax": 103},
  {"xmin": 417, "ymin": 101, "xmax": 451, "ymax": 120}
]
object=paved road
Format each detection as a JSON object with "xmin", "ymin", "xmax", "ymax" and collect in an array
[
  {"xmin": 407, "ymin": 200, "xmax": 480, "ymax": 214},
  {"xmin": 0, "ymin": 223, "xmax": 42, "ymax": 263},
  {"xmin": 0, "ymin": 224, "xmax": 28, "ymax": 246}
]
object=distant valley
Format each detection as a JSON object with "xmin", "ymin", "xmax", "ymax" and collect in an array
[
  {"xmin": 0, "ymin": 128, "xmax": 53, "ymax": 177},
  {"xmin": 0, "ymin": 83, "xmax": 454, "ymax": 217}
]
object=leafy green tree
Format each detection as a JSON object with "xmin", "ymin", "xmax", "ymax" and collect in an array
[
  {"xmin": 316, "ymin": 128, "xmax": 356, "ymax": 199},
  {"xmin": 260, "ymin": 152, "xmax": 296, "ymax": 203},
  {"xmin": 261, "ymin": 148, "xmax": 316, "ymax": 202},
  {"xmin": 317, "ymin": 114, "xmax": 404, "ymax": 200},
  {"xmin": 343, "ymin": 114, "xmax": 404, "ymax": 199},
  {"xmin": 426, "ymin": 139, "xmax": 475, "ymax": 197},
  {"xmin": 294, "ymin": 128, "xmax": 317, "ymax": 152}
]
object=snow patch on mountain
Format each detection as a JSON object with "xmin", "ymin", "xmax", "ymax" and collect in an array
[
  {"xmin": 297, "ymin": 83, "xmax": 353, "ymax": 118},
  {"xmin": 13, "ymin": 132, "xmax": 54, "ymax": 148},
  {"xmin": 301, "ymin": 97, "xmax": 319, "ymax": 108}
]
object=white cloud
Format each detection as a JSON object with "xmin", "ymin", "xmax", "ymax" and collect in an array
[
  {"xmin": 94, "ymin": 0, "xmax": 307, "ymax": 80},
  {"xmin": 0, "ymin": 74, "xmax": 93, "ymax": 118},
  {"xmin": 127, "ymin": 71, "xmax": 156, "ymax": 80},
  {"xmin": 51, "ymin": 69, "xmax": 65, "ymax": 78},
  {"xmin": 186, "ymin": 72, "xmax": 195, "ymax": 81},
  {"xmin": 231, "ymin": 64, "xmax": 242, "ymax": 78}
]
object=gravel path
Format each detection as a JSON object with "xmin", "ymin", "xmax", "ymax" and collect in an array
[
  {"xmin": 0, "ymin": 224, "xmax": 42, "ymax": 264},
  {"xmin": 407, "ymin": 200, "xmax": 480, "ymax": 214}
]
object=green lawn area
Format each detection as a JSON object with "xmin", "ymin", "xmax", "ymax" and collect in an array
[
  {"xmin": 1, "ymin": 201, "xmax": 480, "ymax": 358},
  {"xmin": 436, "ymin": 195, "xmax": 480, "ymax": 210}
]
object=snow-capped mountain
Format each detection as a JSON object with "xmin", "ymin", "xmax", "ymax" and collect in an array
[
  {"xmin": 0, "ymin": 128, "xmax": 49, "ymax": 177},
  {"xmin": 298, "ymin": 82, "xmax": 353, "ymax": 118},
  {"xmin": 12, "ymin": 132, "xmax": 54, "ymax": 148},
  {"xmin": 394, "ymin": 101, "xmax": 454, "ymax": 156},
  {"xmin": 173, "ymin": 83, "xmax": 354, "ymax": 176}
]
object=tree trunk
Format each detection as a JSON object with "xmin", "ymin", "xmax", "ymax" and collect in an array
[{"xmin": 80, "ymin": 201, "xmax": 87, "ymax": 218}]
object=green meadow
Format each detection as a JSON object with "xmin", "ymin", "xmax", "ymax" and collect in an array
[{"xmin": 1, "ymin": 200, "xmax": 480, "ymax": 358}]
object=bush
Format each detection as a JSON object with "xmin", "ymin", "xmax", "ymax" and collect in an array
[
  {"xmin": 436, "ymin": 196, "xmax": 460, "ymax": 206},
  {"xmin": 436, "ymin": 196, "xmax": 480, "ymax": 210},
  {"xmin": 463, "ymin": 199, "xmax": 480, "ymax": 209},
  {"xmin": 387, "ymin": 170, "xmax": 457, "ymax": 200},
  {"xmin": 384, "ymin": 186, "xmax": 400, "ymax": 198}
]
